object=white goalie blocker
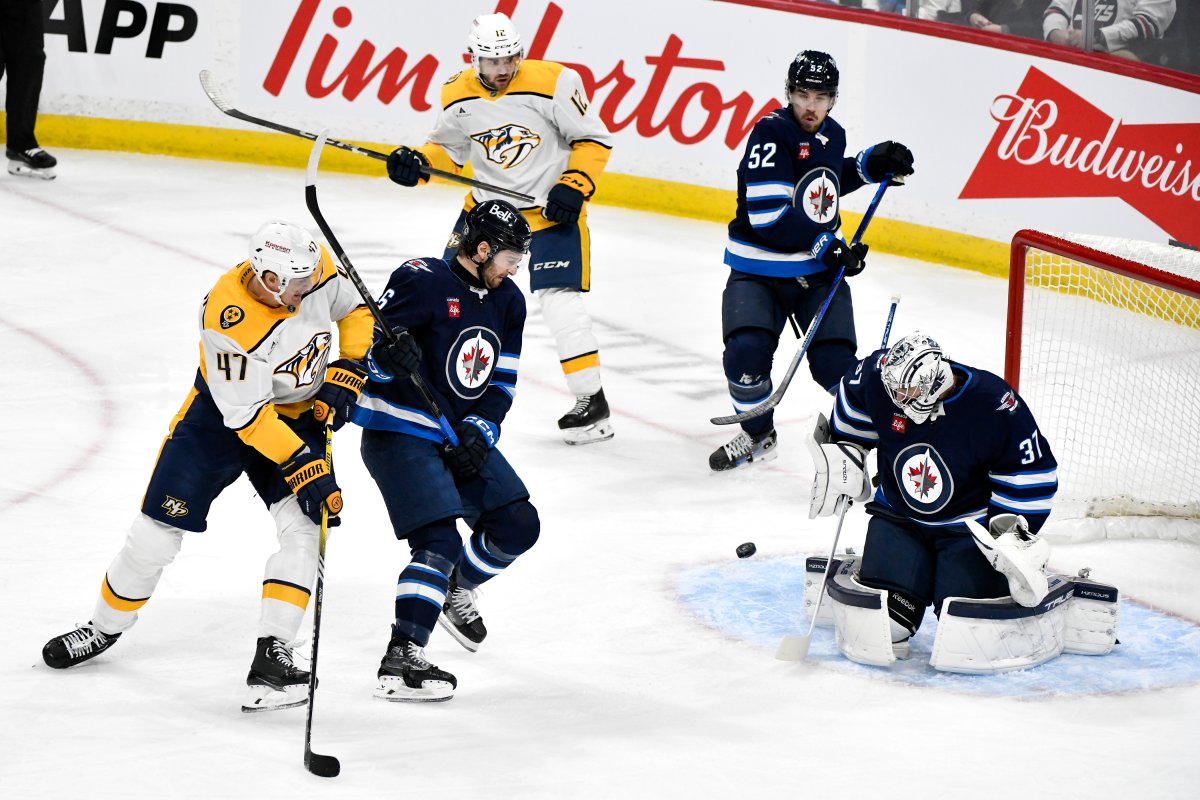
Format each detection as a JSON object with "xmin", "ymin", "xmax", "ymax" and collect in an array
[{"xmin": 806, "ymin": 413, "xmax": 872, "ymax": 519}]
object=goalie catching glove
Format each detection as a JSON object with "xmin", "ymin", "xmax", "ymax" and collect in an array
[
  {"xmin": 966, "ymin": 513, "xmax": 1051, "ymax": 607},
  {"xmin": 806, "ymin": 413, "xmax": 872, "ymax": 518},
  {"xmin": 313, "ymin": 359, "xmax": 366, "ymax": 430},
  {"xmin": 280, "ymin": 446, "xmax": 342, "ymax": 526}
]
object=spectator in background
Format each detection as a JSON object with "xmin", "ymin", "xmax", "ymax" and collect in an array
[
  {"xmin": 963, "ymin": 0, "xmax": 1044, "ymax": 38},
  {"xmin": 1, "ymin": 0, "xmax": 56, "ymax": 179},
  {"xmin": 1044, "ymin": 0, "xmax": 1176, "ymax": 61},
  {"xmin": 919, "ymin": 0, "xmax": 963, "ymax": 22}
]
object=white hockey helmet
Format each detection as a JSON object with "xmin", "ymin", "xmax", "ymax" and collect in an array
[
  {"xmin": 248, "ymin": 221, "xmax": 321, "ymax": 302},
  {"xmin": 881, "ymin": 332, "xmax": 954, "ymax": 424},
  {"xmin": 468, "ymin": 13, "xmax": 523, "ymax": 84}
]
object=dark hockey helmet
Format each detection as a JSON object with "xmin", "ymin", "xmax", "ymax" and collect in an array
[
  {"xmin": 786, "ymin": 51, "xmax": 839, "ymax": 97},
  {"xmin": 460, "ymin": 199, "xmax": 533, "ymax": 259}
]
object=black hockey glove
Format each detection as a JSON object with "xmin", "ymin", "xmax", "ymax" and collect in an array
[
  {"xmin": 543, "ymin": 182, "xmax": 586, "ymax": 225},
  {"xmin": 862, "ymin": 141, "xmax": 914, "ymax": 184},
  {"xmin": 441, "ymin": 418, "xmax": 493, "ymax": 479},
  {"xmin": 280, "ymin": 446, "xmax": 342, "ymax": 526},
  {"xmin": 811, "ymin": 232, "xmax": 869, "ymax": 277},
  {"xmin": 386, "ymin": 146, "xmax": 429, "ymax": 187},
  {"xmin": 313, "ymin": 359, "xmax": 367, "ymax": 431},
  {"xmin": 366, "ymin": 327, "xmax": 422, "ymax": 382}
]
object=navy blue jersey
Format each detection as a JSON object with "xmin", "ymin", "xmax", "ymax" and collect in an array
[
  {"xmin": 829, "ymin": 350, "xmax": 1058, "ymax": 532},
  {"xmin": 724, "ymin": 107, "xmax": 870, "ymax": 278},
  {"xmin": 352, "ymin": 257, "xmax": 525, "ymax": 444}
]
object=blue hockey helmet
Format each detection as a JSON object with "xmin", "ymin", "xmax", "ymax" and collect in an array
[
  {"xmin": 786, "ymin": 51, "xmax": 839, "ymax": 98},
  {"xmin": 460, "ymin": 199, "xmax": 532, "ymax": 260}
]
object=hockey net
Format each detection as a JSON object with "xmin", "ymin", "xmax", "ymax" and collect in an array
[{"xmin": 1006, "ymin": 230, "xmax": 1200, "ymax": 544}]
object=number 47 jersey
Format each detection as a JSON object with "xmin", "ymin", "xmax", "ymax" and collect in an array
[{"xmin": 829, "ymin": 351, "xmax": 1059, "ymax": 533}]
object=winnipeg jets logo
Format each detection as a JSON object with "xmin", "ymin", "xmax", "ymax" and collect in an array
[
  {"xmin": 893, "ymin": 444, "xmax": 953, "ymax": 514},
  {"xmin": 274, "ymin": 332, "xmax": 332, "ymax": 388},
  {"xmin": 471, "ymin": 123, "xmax": 542, "ymax": 169},
  {"xmin": 795, "ymin": 166, "xmax": 839, "ymax": 225},
  {"xmin": 446, "ymin": 326, "xmax": 501, "ymax": 399}
]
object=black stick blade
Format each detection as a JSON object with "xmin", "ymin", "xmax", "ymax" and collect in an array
[{"xmin": 305, "ymin": 750, "xmax": 341, "ymax": 778}]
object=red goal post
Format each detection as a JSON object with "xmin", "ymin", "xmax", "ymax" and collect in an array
[{"xmin": 1006, "ymin": 230, "xmax": 1200, "ymax": 543}]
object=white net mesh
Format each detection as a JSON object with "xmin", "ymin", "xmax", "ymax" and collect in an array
[{"xmin": 1014, "ymin": 232, "xmax": 1200, "ymax": 543}]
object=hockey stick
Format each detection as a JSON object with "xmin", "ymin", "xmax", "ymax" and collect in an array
[
  {"xmin": 711, "ymin": 179, "xmax": 893, "ymax": 426},
  {"xmin": 880, "ymin": 294, "xmax": 900, "ymax": 350},
  {"xmin": 775, "ymin": 496, "xmax": 852, "ymax": 662},
  {"xmin": 198, "ymin": 70, "xmax": 543, "ymax": 207},
  {"xmin": 305, "ymin": 129, "xmax": 460, "ymax": 447},
  {"xmin": 303, "ymin": 413, "xmax": 340, "ymax": 778}
]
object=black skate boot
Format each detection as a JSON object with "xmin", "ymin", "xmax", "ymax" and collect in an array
[
  {"xmin": 708, "ymin": 428, "xmax": 778, "ymax": 471},
  {"xmin": 557, "ymin": 387, "xmax": 614, "ymax": 445},
  {"xmin": 438, "ymin": 576, "xmax": 487, "ymax": 652},
  {"xmin": 42, "ymin": 622, "xmax": 121, "ymax": 669},
  {"xmin": 374, "ymin": 635, "xmax": 457, "ymax": 702},
  {"xmin": 242, "ymin": 636, "xmax": 310, "ymax": 713},
  {"xmin": 7, "ymin": 147, "xmax": 57, "ymax": 180}
]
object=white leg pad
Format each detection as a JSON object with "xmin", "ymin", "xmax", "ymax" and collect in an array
[
  {"xmin": 1064, "ymin": 581, "xmax": 1120, "ymax": 655},
  {"xmin": 259, "ymin": 497, "xmax": 319, "ymax": 642},
  {"xmin": 537, "ymin": 287, "xmax": 602, "ymax": 396},
  {"xmin": 827, "ymin": 564, "xmax": 897, "ymax": 667},
  {"xmin": 92, "ymin": 515, "xmax": 185, "ymax": 634}
]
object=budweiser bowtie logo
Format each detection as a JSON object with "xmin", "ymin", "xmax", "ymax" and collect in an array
[{"xmin": 961, "ymin": 67, "xmax": 1200, "ymax": 245}]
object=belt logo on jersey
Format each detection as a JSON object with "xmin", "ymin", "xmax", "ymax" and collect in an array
[
  {"xmin": 220, "ymin": 305, "xmax": 244, "ymax": 330},
  {"xmin": 471, "ymin": 123, "xmax": 542, "ymax": 169},
  {"xmin": 893, "ymin": 444, "xmax": 954, "ymax": 515},
  {"xmin": 794, "ymin": 166, "xmax": 840, "ymax": 226},
  {"xmin": 446, "ymin": 326, "xmax": 502, "ymax": 400},
  {"xmin": 161, "ymin": 495, "xmax": 189, "ymax": 518},
  {"xmin": 274, "ymin": 332, "xmax": 333, "ymax": 388},
  {"xmin": 447, "ymin": 298, "xmax": 461, "ymax": 318}
]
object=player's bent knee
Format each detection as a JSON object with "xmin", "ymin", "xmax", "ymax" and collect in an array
[
  {"xmin": 723, "ymin": 327, "xmax": 776, "ymax": 375},
  {"xmin": 270, "ymin": 496, "xmax": 319, "ymax": 542},
  {"xmin": 806, "ymin": 340, "xmax": 857, "ymax": 393},
  {"xmin": 409, "ymin": 518, "xmax": 463, "ymax": 569},
  {"xmin": 125, "ymin": 513, "xmax": 185, "ymax": 568},
  {"xmin": 484, "ymin": 500, "xmax": 541, "ymax": 556},
  {"xmin": 828, "ymin": 567, "xmax": 910, "ymax": 666}
]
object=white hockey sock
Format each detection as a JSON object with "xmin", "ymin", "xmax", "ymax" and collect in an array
[
  {"xmin": 259, "ymin": 497, "xmax": 319, "ymax": 642},
  {"xmin": 91, "ymin": 514, "xmax": 184, "ymax": 634},
  {"xmin": 537, "ymin": 287, "xmax": 602, "ymax": 396}
]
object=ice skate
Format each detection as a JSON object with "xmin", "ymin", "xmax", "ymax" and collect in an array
[
  {"xmin": 242, "ymin": 636, "xmax": 310, "ymax": 713},
  {"xmin": 438, "ymin": 577, "xmax": 487, "ymax": 652},
  {"xmin": 558, "ymin": 388, "xmax": 614, "ymax": 445},
  {"xmin": 708, "ymin": 429, "xmax": 778, "ymax": 471},
  {"xmin": 374, "ymin": 636, "xmax": 457, "ymax": 702},
  {"xmin": 42, "ymin": 622, "xmax": 121, "ymax": 669},
  {"xmin": 7, "ymin": 147, "xmax": 57, "ymax": 180}
]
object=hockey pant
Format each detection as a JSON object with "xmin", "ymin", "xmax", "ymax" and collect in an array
[
  {"xmin": 91, "ymin": 497, "xmax": 319, "ymax": 643},
  {"xmin": 538, "ymin": 287, "xmax": 602, "ymax": 397},
  {"xmin": 393, "ymin": 501, "xmax": 540, "ymax": 647}
]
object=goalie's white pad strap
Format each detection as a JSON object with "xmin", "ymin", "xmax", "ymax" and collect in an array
[
  {"xmin": 965, "ymin": 518, "xmax": 1050, "ymax": 607},
  {"xmin": 827, "ymin": 562, "xmax": 896, "ymax": 667},
  {"xmin": 1064, "ymin": 581, "xmax": 1120, "ymax": 655},
  {"xmin": 806, "ymin": 414, "xmax": 871, "ymax": 519}
]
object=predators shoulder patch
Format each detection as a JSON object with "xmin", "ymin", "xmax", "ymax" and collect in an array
[
  {"xmin": 444, "ymin": 70, "xmax": 462, "ymax": 85},
  {"xmin": 220, "ymin": 305, "xmax": 244, "ymax": 329}
]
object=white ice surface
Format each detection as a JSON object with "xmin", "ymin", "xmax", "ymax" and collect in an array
[{"xmin": 2, "ymin": 151, "xmax": 1198, "ymax": 799}]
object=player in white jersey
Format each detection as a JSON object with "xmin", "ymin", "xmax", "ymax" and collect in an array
[
  {"xmin": 386, "ymin": 12, "xmax": 616, "ymax": 445},
  {"xmin": 42, "ymin": 221, "xmax": 374, "ymax": 712},
  {"xmin": 1044, "ymin": 0, "xmax": 1176, "ymax": 61}
]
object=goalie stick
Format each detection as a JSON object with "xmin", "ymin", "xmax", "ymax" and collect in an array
[
  {"xmin": 775, "ymin": 496, "xmax": 852, "ymax": 662},
  {"xmin": 305, "ymin": 129, "xmax": 460, "ymax": 447},
  {"xmin": 711, "ymin": 179, "xmax": 893, "ymax": 426},
  {"xmin": 198, "ymin": 70, "xmax": 545, "ymax": 207},
  {"xmin": 303, "ymin": 413, "xmax": 339, "ymax": 779}
]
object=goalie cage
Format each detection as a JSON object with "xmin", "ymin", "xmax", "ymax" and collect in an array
[{"xmin": 1006, "ymin": 230, "xmax": 1200, "ymax": 544}]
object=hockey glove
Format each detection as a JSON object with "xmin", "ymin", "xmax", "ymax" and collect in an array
[
  {"xmin": 387, "ymin": 146, "xmax": 429, "ymax": 187},
  {"xmin": 859, "ymin": 141, "xmax": 915, "ymax": 184},
  {"xmin": 441, "ymin": 418, "xmax": 494, "ymax": 479},
  {"xmin": 811, "ymin": 232, "xmax": 869, "ymax": 277},
  {"xmin": 366, "ymin": 327, "xmax": 422, "ymax": 382},
  {"xmin": 313, "ymin": 359, "xmax": 367, "ymax": 430},
  {"xmin": 543, "ymin": 172, "xmax": 593, "ymax": 224},
  {"xmin": 280, "ymin": 446, "xmax": 342, "ymax": 526}
]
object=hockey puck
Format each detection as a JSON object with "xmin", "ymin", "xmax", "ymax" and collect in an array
[{"xmin": 736, "ymin": 542, "xmax": 757, "ymax": 559}]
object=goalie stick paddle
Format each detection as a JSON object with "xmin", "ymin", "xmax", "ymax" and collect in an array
[
  {"xmin": 775, "ymin": 496, "xmax": 852, "ymax": 662},
  {"xmin": 710, "ymin": 179, "xmax": 893, "ymax": 426},
  {"xmin": 304, "ymin": 414, "xmax": 340, "ymax": 778},
  {"xmin": 198, "ymin": 70, "xmax": 544, "ymax": 207},
  {"xmin": 305, "ymin": 129, "xmax": 460, "ymax": 447}
]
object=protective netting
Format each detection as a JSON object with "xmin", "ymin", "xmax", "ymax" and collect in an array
[{"xmin": 1014, "ymin": 233, "xmax": 1200, "ymax": 542}]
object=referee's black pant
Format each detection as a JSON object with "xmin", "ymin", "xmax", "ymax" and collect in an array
[{"xmin": 0, "ymin": 0, "xmax": 47, "ymax": 153}]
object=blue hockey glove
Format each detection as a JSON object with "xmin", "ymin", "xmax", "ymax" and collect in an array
[
  {"xmin": 859, "ymin": 141, "xmax": 914, "ymax": 184},
  {"xmin": 812, "ymin": 232, "xmax": 869, "ymax": 277},
  {"xmin": 366, "ymin": 327, "xmax": 422, "ymax": 382},
  {"xmin": 386, "ymin": 146, "xmax": 429, "ymax": 187},
  {"xmin": 543, "ymin": 171, "xmax": 593, "ymax": 224},
  {"xmin": 280, "ymin": 446, "xmax": 342, "ymax": 526},
  {"xmin": 313, "ymin": 359, "xmax": 367, "ymax": 431}
]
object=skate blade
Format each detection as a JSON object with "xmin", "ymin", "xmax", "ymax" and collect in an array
[
  {"xmin": 373, "ymin": 677, "xmax": 455, "ymax": 702},
  {"xmin": 437, "ymin": 615, "xmax": 482, "ymax": 653},
  {"xmin": 561, "ymin": 419, "xmax": 614, "ymax": 445},
  {"xmin": 8, "ymin": 161, "xmax": 56, "ymax": 180},
  {"xmin": 241, "ymin": 683, "xmax": 308, "ymax": 713}
]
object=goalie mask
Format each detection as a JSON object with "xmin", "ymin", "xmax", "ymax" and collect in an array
[
  {"xmin": 881, "ymin": 332, "xmax": 954, "ymax": 424},
  {"xmin": 468, "ymin": 13, "xmax": 523, "ymax": 90},
  {"xmin": 248, "ymin": 221, "xmax": 322, "ymax": 306}
]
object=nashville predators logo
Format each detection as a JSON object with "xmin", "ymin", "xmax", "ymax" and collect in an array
[
  {"xmin": 220, "ymin": 305, "xmax": 244, "ymax": 329},
  {"xmin": 471, "ymin": 123, "xmax": 542, "ymax": 169},
  {"xmin": 274, "ymin": 332, "xmax": 333, "ymax": 388},
  {"xmin": 162, "ymin": 496, "xmax": 189, "ymax": 517}
]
